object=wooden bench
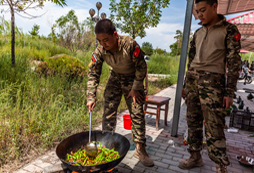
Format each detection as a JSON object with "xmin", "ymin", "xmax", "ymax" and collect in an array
[{"xmin": 144, "ymin": 95, "xmax": 171, "ymax": 130}]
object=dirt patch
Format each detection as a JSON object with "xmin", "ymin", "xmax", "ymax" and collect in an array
[{"xmin": 148, "ymin": 76, "xmax": 159, "ymax": 82}]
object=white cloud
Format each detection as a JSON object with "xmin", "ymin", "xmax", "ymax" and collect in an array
[{"xmin": 135, "ymin": 23, "xmax": 184, "ymax": 52}]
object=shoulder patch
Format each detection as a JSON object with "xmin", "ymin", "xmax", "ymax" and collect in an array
[
  {"xmin": 234, "ymin": 33, "xmax": 241, "ymax": 42},
  {"xmin": 133, "ymin": 48, "xmax": 140, "ymax": 57},
  {"xmin": 92, "ymin": 53, "xmax": 98, "ymax": 62}
]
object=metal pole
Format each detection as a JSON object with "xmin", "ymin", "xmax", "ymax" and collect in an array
[{"xmin": 171, "ymin": 0, "xmax": 194, "ymax": 137}]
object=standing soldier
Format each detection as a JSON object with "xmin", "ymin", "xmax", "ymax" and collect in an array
[
  {"xmin": 86, "ymin": 19, "xmax": 154, "ymax": 167},
  {"xmin": 179, "ymin": 0, "xmax": 241, "ymax": 173}
]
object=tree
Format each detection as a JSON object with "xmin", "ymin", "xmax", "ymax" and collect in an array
[
  {"xmin": 154, "ymin": 47, "xmax": 166, "ymax": 55},
  {"xmin": 169, "ymin": 30, "xmax": 183, "ymax": 57},
  {"xmin": 169, "ymin": 30, "xmax": 193, "ymax": 58},
  {"xmin": 29, "ymin": 24, "xmax": 40, "ymax": 37},
  {"xmin": 109, "ymin": 0, "xmax": 170, "ymax": 39},
  {"xmin": 48, "ymin": 23, "xmax": 57, "ymax": 43},
  {"xmin": 55, "ymin": 10, "xmax": 94, "ymax": 54},
  {"xmin": 141, "ymin": 42, "xmax": 153, "ymax": 56},
  {"xmin": 0, "ymin": 0, "xmax": 67, "ymax": 66}
]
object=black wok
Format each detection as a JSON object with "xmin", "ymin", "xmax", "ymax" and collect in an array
[{"xmin": 56, "ymin": 130, "xmax": 130, "ymax": 173}]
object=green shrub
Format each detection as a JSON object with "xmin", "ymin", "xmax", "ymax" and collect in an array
[{"xmin": 36, "ymin": 54, "xmax": 87, "ymax": 81}]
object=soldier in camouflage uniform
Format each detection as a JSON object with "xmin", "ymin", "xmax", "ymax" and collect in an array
[
  {"xmin": 178, "ymin": 0, "xmax": 241, "ymax": 173},
  {"xmin": 86, "ymin": 19, "xmax": 154, "ymax": 167}
]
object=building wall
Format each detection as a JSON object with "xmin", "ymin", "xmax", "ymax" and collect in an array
[{"xmin": 227, "ymin": 10, "xmax": 254, "ymax": 24}]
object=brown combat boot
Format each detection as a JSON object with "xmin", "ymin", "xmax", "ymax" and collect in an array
[
  {"xmin": 133, "ymin": 143, "xmax": 154, "ymax": 167},
  {"xmin": 178, "ymin": 151, "xmax": 203, "ymax": 169},
  {"xmin": 216, "ymin": 164, "xmax": 228, "ymax": 173}
]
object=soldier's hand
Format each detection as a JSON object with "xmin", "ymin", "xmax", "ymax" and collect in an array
[
  {"xmin": 127, "ymin": 89, "xmax": 143, "ymax": 107},
  {"xmin": 87, "ymin": 101, "xmax": 96, "ymax": 113},
  {"xmin": 223, "ymin": 97, "xmax": 233, "ymax": 110},
  {"xmin": 181, "ymin": 89, "xmax": 186, "ymax": 99}
]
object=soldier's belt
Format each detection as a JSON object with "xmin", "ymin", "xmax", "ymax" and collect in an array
[
  {"xmin": 111, "ymin": 71, "xmax": 135, "ymax": 78},
  {"xmin": 189, "ymin": 68, "xmax": 224, "ymax": 76}
]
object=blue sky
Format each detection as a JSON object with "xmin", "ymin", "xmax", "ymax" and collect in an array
[{"xmin": 1, "ymin": 0, "xmax": 243, "ymax": 52}]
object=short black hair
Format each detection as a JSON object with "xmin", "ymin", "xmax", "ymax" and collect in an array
[
  {"xmin": 195, "ymin": 0, "xmax": 218, "ymax": 6},
  {"xmin": 95, "ymin": 19, "xmax": 116, "ymax": 35}
]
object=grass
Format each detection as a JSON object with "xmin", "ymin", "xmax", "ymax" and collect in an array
[
  {"xmin": 147, "ymin": 54, "xmax": 180, "ymax": 85},
  {"xmin": 0, "ymin": 35, "xmax": 180, "ymax": 169},
  {"xmin": 241, "ymin": 52, "xmax": 254, "ymax": 62}
]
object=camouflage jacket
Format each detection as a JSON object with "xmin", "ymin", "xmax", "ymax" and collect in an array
[
  {"xmin": 87, "ymin": 35, "xmax": 147, "ymax": 102},
  {"xmin": 187, "ymin": 14, "xmax": 241, "ymax": 98}
]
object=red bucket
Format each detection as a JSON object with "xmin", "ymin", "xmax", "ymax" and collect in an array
[{"xmin": 123, "ymin": 114, "xmax": 131, "ymax": 130}]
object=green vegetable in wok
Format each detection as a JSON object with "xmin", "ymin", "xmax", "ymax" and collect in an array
[{"xmin": 66, "ymin": 142, "xmax": 120, "ymax": 166}]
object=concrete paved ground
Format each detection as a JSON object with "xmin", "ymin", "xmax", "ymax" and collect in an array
[{"xmin": 12, "ymin": 81, "xmax": 254, "ymax": 173}]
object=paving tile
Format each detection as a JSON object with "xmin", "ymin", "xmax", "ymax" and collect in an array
[
  {"xmin": 36, "ymin": 162, "xmax": 53, "ymax": 169},
  {"xmin": 154, "ymin": 152, "xmax": 173, "ymax": 160},
  {"xmin": 156, "ymin": 167, "xmax": 175, "ymax": 173},
  {"xmin": 230, "ymin": 161, "xmax": 254, "ymax": 171},
  {"xmin": 13, "ymin": 170, "xmax": 30, "ymax": 173},
  {"xmin": 200, "ymin": 168, "xmax": 215, "ymax": 173},
  {"xmin": 131, "ymin": 170, "xmax": 143, "ymax": 173},
  {"xmin": 227, "ymin": 165, "xmax": 243, "ymax": 173},
  {"xmin": 167, "ymin": 152, "xmax": 183, "ymax": 158},
  {"xmin": 137, "ymin": 162, "xmax": 158, "ymax": 171},
  {"xmin": 169, "ymin": 165, "xmax": 189, "ymax": 173},
  {"xmin": 117, "ymin": 163, "xmax": 126, "ymax": 168},
  {"xmin": 131, "ymin": 165, "xmax": 145, "ymax": 173},
  {"xmin": 189, "ymin": 167, "xmax": 201, "ymax": 172},
  {"xmin": 161, "ymin": 159, "xmax": 179, "ymax": 167},
  {"xmin": 172, "ymin": 156, "xmax": 183, "ymax": 162},
  {"xmin": 190, "ymin": 170, "xmax": 200, "ymax": 173},
  {"xmin": 118, "ymin": 167, "xmax": 132, "ymax": 173},
  {"xmin": 23, "ymin": 164, "xmax": 43, "ymax": 173},
  {"xmin": 243, "ymin": 170, "xmax": 254, "ymax": 173},
  {"xmin": 165, "ymin": 147, "xmax": 176, "ymax": 153},
  {"xmin": 153, "ymin": 160, "xmax": 169, "ymax": 169},
  {"xmin": 149, "ymin": 155, "xmax": 162, "ymax": 161},
  {"xmin": 143, "ymin": 169, "xmax": 160, "ymax": 173},
  {"xmin": 149, "ymin": 147, "xmax": 166, "ymax": 154},
  {"xmin": 175, "ymin": 149, "xmax": 189, "ymax": 156}
]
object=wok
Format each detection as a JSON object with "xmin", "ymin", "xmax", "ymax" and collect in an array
[{"xmin": 56, "ymin": 130, "xmax": 130, "ymax": 173}]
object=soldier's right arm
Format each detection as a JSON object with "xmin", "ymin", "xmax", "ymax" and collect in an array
[
  {"xmin": 187, "ymin": 31, "xmax": 197, "ymax": 70},
  {"xmin": 87, "ymin": 48, "xmax": 104, "ymax": 103}
]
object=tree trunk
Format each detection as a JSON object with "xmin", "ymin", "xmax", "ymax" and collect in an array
[
  {"xmin": 10, "ymin": 4, "xmax": 15, "ymax": 66},
  {"xmin": 132, "ymin": 30, "xmax": 136, "ymax": 39}
]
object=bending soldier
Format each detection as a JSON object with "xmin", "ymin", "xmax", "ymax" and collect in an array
[{"xmin": 86, "ymin": 19, "xmax": 154, "ymax": 167}]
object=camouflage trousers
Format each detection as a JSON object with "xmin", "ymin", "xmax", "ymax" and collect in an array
[
  {"xmin": 102, "ymin": 71, "xmax": 146, "ymax": 144},
  {"xmin": 185, "ymin": 69, "xmax": 230, "ymax": 166}
]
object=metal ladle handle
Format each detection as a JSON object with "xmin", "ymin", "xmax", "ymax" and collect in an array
[{"xmin": 89, "ymin": 111, "xmax": 92, "ymax": 143}]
